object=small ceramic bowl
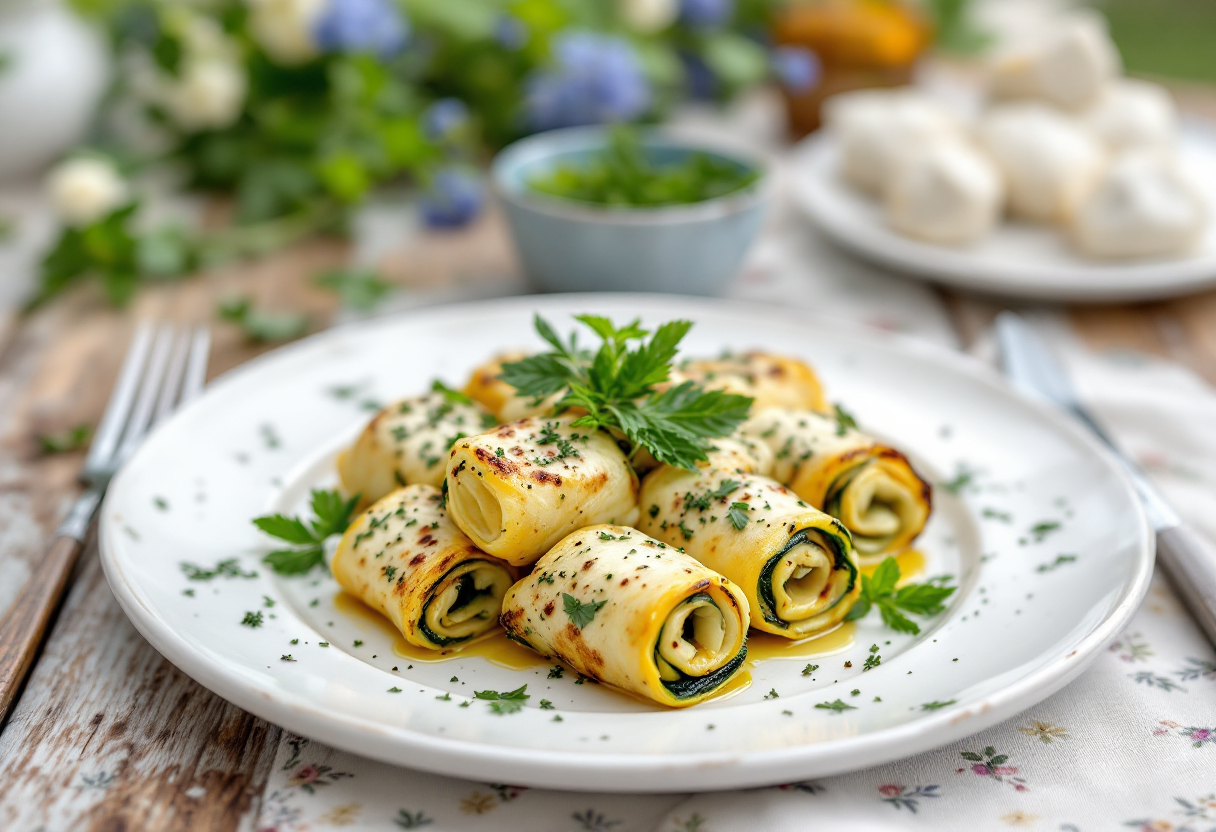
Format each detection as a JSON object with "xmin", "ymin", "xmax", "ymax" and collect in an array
[{"xmin": 492, "ymin": 126, "xmax": 769, "ymax": 295}]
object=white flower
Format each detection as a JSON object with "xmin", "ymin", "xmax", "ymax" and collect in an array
[
  {"xmin": 47, "ymin": 158, "xmax": 129, "ymax": 227},
  {"xmin": 619, "ymin": 0, "xmax": 677, "ymax": 33},
  {"xmin": 247, "ymin": 0, "xmax": 326, "ymax": 65},
  {"xmin": 163, "ymin": 59, "xmax": 247, "ymax": 131}
]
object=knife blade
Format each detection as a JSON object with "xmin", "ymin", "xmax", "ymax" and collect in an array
[{"xmin": 994, "ymin": 311, "xmax": 1216, "ymax": 648}]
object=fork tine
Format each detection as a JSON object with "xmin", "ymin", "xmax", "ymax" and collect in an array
[
  {"xmin": 152, "ymin": 329, "xmax": 191, "ymax": 426},
  {"xmin": 114, "ymin": 324, "xmax": 177, "ymax": 465},
  {"xmin": 180, "ymin": 327, "xmax": 211, "ymax": 403},
  {"xmin": 85, "ymin": 321, "xmax": 154, "ymax": 473}
]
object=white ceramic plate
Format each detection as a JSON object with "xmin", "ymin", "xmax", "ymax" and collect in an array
[
  {"xmin": 100, "ymin": 294, "xmax": 1152, "ymax": 792},
  {"xmin": 791, "ymin": 124, "xmax": 1216, "ymax": 302}
]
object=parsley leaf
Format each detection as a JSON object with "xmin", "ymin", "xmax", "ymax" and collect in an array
[
  {"xmin": 706, "ymin": 479, "xmax": 741, "ymax": 501},
  {"xmin": 844, "ymin": 556, "xmax": 956, "ymax": 635},
  {"xmin": 180, "ymin": 558, "xmax": 258, "ymax": 581},
  {"xmin": 499, "ymin": 315, "xmax": 753, "ymax": 469},
  {"xmin": 563, "ymin": 593, "xmax": 607, "ymax": 629},
  {"xmin": 431, "ymin": 379, "xmax": 474, "ymax": 405},
  {"xmin": 815, "ymin": 699, "xmax": 856, "ymax": 713},
  {"xmin": 727, "ymin": 501, "xmax": 751, "ymax": 530},
  {"xmin": 253, "ymin": 489, "xmax": 359, "ymax": 575},
  {"xmin": 473, "ymin": 684, "xmax": 530, "ymax": 715},
  {"xmin": 833, "ymin": 403, "xmax": 858, "ymax": 436}
]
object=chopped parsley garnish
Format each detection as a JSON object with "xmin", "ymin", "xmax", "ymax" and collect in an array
[
  {"xmin": 764, "ymin": 689, "xmax": 779, "ymax": 699},
  {"xmin": 727, "ymin": 501, "xmax": 751, "ymax": 530},
  {"xmin": 802, "ymin": 664, "xmax": 819, "ymax": 676},
  {"xmin": 253, "ymin": 489, "xmax": 359, "ymax": 575},
  {"xmin": 241, "ymin": 611, "xmax": 263, "ymax": 628},
  {"xmin": 37, "ymin": 424, "xmax": 92, "ymax": 454},
  {"xmin": 498, "ymin": 315, "xmax": 753, "ymax": 470},
  {"xmin": 598, "ymin": 531, "xmax": 616, "ymax": 540},
  {"xmin": 844, "ymin": 557, "xmax": 956, "ymax": 635},
  {"xmin": 548, "ymin": 665, "xmax": 564, "ymax": 679},
  {"xmin": 280, "ymin": 654, "xmax": 295, "ymax": 661},
  {"xmin": 180, "ymin": 558, "xmax": 258, "ymax": 581},
  {"xmin": 495, "ymin": 447, "xmax": 505, "ymax": 457},
  {"xmin": 707, "ymin": 479, "xmax": 741, "ymax": 501},
  {"xmin": 922, "ymin": 700, "xmax": 956, "ymax": 711},
  {"xmin": 539, "ymin": 699, "xmax": 555, "ymax": 710},
  {"xmin": 678, "ymin": 520, "xmax": 695, "ymax": 540},
  {"xmin": 815, "ymin": 699, "xmax": 856, "ymax": 713},
  {"xmin": 942, "ymin": 465, "xmax": 978, "ymax": 495},
  {"xmin": 863, "ymin": 654, "xmax": 881, "ymax": 671},
  {"xmin": 474, "ymin": 684, "xmax": 529, "ymax": 715},
  {"xmin": 648, "ymin": 504, "xmax": 660, "ymax": 518},
  {"xmin": 431, "ymin": 379, "xmax": 474, "ymax": 405},
  {"xmin": 388, "ymin": 686, "xmax": 402, "ymax": 693},
  {"xmin": 1030, "ymin": 520, "xmax": 1061, "ymax": 542},
  {"xmin": 1036, "ymin": 554, "xmax": 1077, "ymax": 573},
  {"xmin": 563, "ymin": 593, "xmax": 607, "ymax": 629},
  {"xmin": 833, "ymin": 403, "xmax": 858, "ymax": 436}
]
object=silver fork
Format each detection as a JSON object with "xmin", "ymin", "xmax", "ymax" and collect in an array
[{"xmin": 0, "ymin": 322, "xmax": 210, "ymax": 724}]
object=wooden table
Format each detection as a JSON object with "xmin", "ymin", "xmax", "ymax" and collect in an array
[{"xmin": 3, "ymin": 125, "xmax": 1216, "ymax": 831}]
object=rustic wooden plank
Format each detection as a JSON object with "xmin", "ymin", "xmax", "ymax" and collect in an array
[{"xmin": 0, "ymin": 544, "xmax": 281, "ymax": 830}]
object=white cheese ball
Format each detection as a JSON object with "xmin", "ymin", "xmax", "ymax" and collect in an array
[
  {"xmin": 1072, "ymin": 152, "xmax": 1207, "ymax": 259},
  {"xmin": 1081, "ymin": 79, "xmax": 1177, "ymax": 153},
  {"xmin": 989, "ymin": 12, "xmax": 1121, "ymax": 110},
  {"xmin": 824, "ymin": 88, "xmax": 959, "ymax": 196},
  {"xmin": 977, "ymin": 103, "xmax": 1106, "ymax": 224},
  {"xmin": 885, "ymin": 138, "xmax": 1004, "ymax": 246}
]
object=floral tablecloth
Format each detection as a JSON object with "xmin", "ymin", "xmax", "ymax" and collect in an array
[{"xmin": 251, "ymin": 193, "xmax": 1216, "ymax": 832}]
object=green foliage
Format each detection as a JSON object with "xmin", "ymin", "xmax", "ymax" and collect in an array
[
  {"xmin": 473, "ymin": 684, "xmax": 530, "ymax": 714},
  {"xmin": 562, "ymin": 593, "xmax": 607, "ymax": 629},
  {"xmin": 37, "ymin": 424, "xmax": 93, "ymax": 454},
  {"xmin": 314, "ymin": 268, "xmax": 393, "ymax": 311},
  {"xmin": 219, "ymin": 296, "xmax": 310, "ymax": 343},
  {"xmin": 844, "ymin": 557, "xmax": 956, "ymax": 635},
  {"xmin": 253, "ymin": 488, "xmax": 360, "ymax": 575},
  {"xmin": 500, "ymin": 314, "xmax": 753, "ymax": 470},
  {"xmin": 528, "ymin": 127, "xmax": 760, "ymax": 207}
]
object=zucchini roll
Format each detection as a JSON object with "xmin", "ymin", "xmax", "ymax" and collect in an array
[
  {"xmin": 740, "ymin": 408, "xmax": 932, "ymax": 562},
  {"xmin": 445, "ymin": 417, "xmax": 640, "ymax": 566},
  {"xmin": 332, "ymin": 484, "xmax": 516, "ymax": 649},
  {"xmin": 462, "ymin": 353, "xmax": 558, "ymax": 423},
  {"xmin": 678, "ymin": 352, "xmax": 828, "ymax": 413},
  {"xmin": 500, "ymin": 524, "xmax": 750, "ymax": 708},
  {"xmin": 337, "ymin": 391, "xmax": 496, "ymax": 505},
  {"xmin": 638, "ymin": 468, "xmax": 859, "ymax": 639}
]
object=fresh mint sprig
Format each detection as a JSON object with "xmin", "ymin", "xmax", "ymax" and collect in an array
[
  {"xmin": 499, "ymin": 314, "xmax": 753, "ymax": 470},
  {"xmin": 253, "ymin": 489, "xmax": 359, "ymax": 574},
  {"xmin": 844, "ymin": 557, "xmax": 956, "ymax": 635}
]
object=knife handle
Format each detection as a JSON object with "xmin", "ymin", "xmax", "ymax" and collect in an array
[{"xmin": 1156, "ymin": 525, "xmax": 1216, "ymax": 647}]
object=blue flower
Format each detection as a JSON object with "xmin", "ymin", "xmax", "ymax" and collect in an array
[
  {"xmin": 494, "ymin": 14, "xmax": 528, "ymax": 50},
  {"xmin": 771, "ymin": 46, "xmax": 820, "ymax": 93},
  {"xmin": 314, "ymin": 0, "xmax": 409, "ymax": 58},
  {"xmin": 525, "ymin": 32, "xmax": 651, "ymax": 131},
  {"xmin": 423, "ymin": 98, "xmax": 469, "ymax": 142},
  {"xmin": 679, "ymin": 0, "xmax": 733, "ymax": 29},
  {"xmin": 419, "ymin": 167, "xmax": 483, "ymax": 229}
]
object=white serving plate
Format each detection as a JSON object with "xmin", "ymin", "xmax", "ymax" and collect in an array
[
  {"xmin": 791, "ymin": 123, "xmax": 1216, "ymax": 302},
  {"xmin": 99, "ymin": 294, "xmax": 1152, "ymax": 792}
]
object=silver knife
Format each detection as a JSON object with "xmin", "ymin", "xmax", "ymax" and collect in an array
[{"xmin": 995, "ymin": 311, "xmax": 1216, "ymax": 648}]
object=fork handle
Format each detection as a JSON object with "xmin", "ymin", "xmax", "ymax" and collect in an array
[
  {"xmin": 1157, "ymin": 524, "xmax": 1216, "ymax": 649},
  {"xmin": 0, "ymin": 488, "xmax": 101, "ymax": 725}
]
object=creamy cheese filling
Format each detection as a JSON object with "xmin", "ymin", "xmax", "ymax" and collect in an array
[
  {"xmin": 655, "ymin": 593, "xmax": 741, "ymax": 681},
  {"xmin": 449, "ymin": 475, "xmax": 503, "ymax": 545},
  {"xmin": 770, "ymin": 532, "xmax": 852, "ymax": 620},
  {"xmin": 833, "ymin": 463, "xmax": 920, "ymax": 554},
  {"xmin": 422, "ymin": 561, "xmax": 513, "ymax": 643}
]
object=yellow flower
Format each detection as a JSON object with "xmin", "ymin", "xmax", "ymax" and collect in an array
[
  {"xmin": 460, "ymin": 792, "xmax": 498, "ymax": 814},
  {"xmin": 320, "ymin": 803, "xmax": 362, "ymax": 826},
  {"xmin": 1018, "ymin": 720, "xmax": 1069, "ymax": 743}
]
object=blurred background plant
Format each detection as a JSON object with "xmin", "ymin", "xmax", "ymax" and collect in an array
[{"xmin": 20, "ymin": 0, "xmax": 1207, "ymax": 311}]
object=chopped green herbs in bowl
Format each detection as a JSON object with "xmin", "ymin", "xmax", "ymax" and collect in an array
[
  {"xmin": 493, "ymin": 126, "xmax": 768, "ymax": 295},
  {"xmin": 527, "ymin": 128, "xmax": 761, "ymax": 208}
]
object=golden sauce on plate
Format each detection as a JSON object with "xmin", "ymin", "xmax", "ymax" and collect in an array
[
  {"xmin": 332, "ymin": 591, "xmax": 549, "ymax": 670},
  {"xmin": 745, "ymin": 621, "xmax": 855, "ymax": 666},
  {"xmin": 859, "ymin": 549, "xmax": 926, "ymax": 584}
]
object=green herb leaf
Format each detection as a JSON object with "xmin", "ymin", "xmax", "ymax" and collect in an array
[
  {"xmin": 499, "ymin": 315, "xmax": 754, "ymax": 470},
  {"xmin": 473, "ymin": 684, "xmax": 529, "ymax": 715},
  {"xmin": 563, "ymin": 593, "xmax": 607, "ymax": 629},
  {"xmin": 431, "ymin": 379, "xmax": 474, "ymax": 405},
  {"xmin": 847, "ymin": 556, "xmax": 957, "ymax": 635},
  {"xmin": 814, "ymin": 699, "xmax": 857, "ymax": 713},
  {"xmin": 37, "ymin": 424, "xmax": 92, "ymax": 454},
  {"xmin": 314, "ymin": 268, "xmax": 391, "ymax": 311},
  {"xmin": 833, "ymin": 403, "xmax": 858, "ymax": 436},
  {"xmin": 253, "ymin": 489, "xmax": 357, "ymax": 575},
  {"xmin": 727, "ymin": 502, "xmax": 750, "ymax": 530}
]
